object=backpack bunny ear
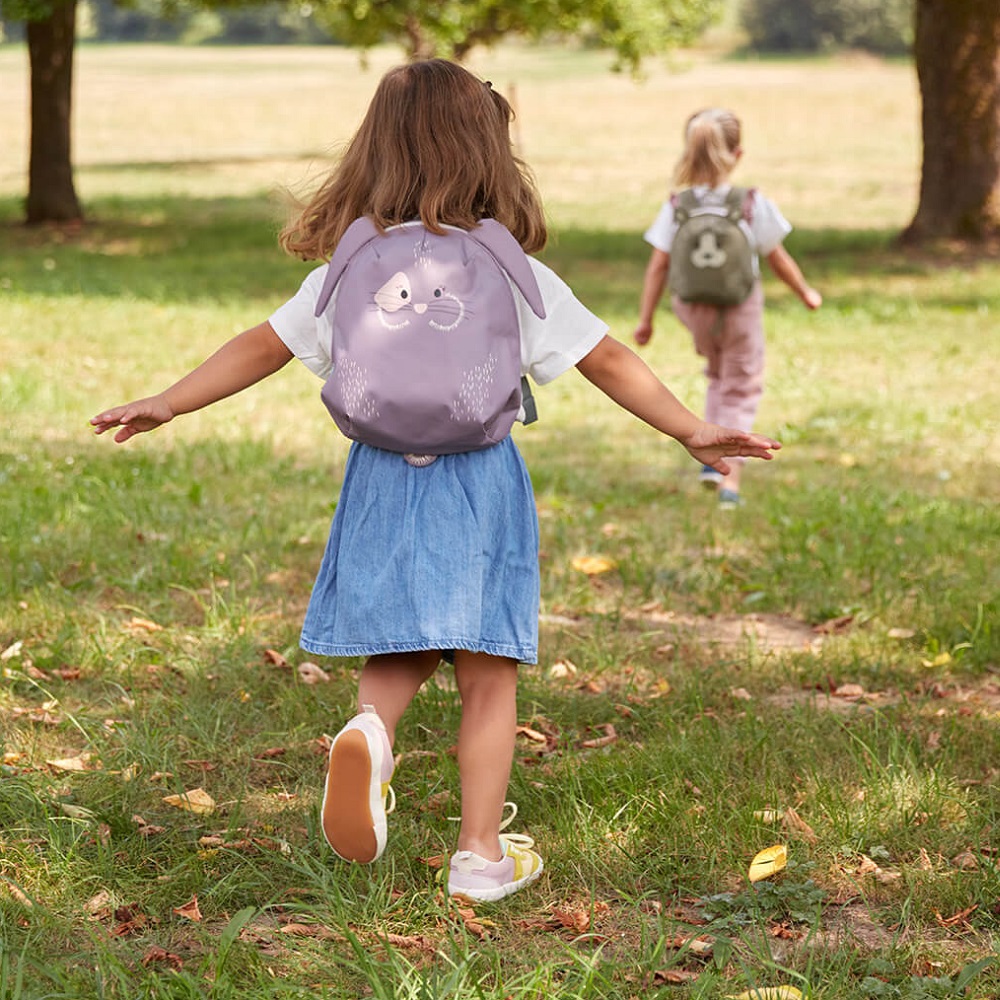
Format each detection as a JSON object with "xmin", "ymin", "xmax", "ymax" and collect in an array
[
  {"xmin": 469, "ymin": 219, "xmax": 546, "ymax": 319},
  {"xmin": 314, "ymin": 217, "xmax": 381, "ymax": 317}
]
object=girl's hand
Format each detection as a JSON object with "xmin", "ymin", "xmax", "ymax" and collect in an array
[
  {"xmin": 682, "ymin": 422, "xmax": 781, "ymax": 474},
  {"xmin": 633, "ymin": 321, "xmax": 654, "ymax": 346},
  {"xmin": 91, "ymin": 395, "xmax": 175, "ymax": 444},
  {"xmin": 802, "ymin": 287, "xmax": 823, "ymax": 310}
]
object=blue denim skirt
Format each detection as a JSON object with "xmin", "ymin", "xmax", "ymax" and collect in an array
[{"xmin": 300, "ymin": 436, "xmax": 540, "ymax": 663}]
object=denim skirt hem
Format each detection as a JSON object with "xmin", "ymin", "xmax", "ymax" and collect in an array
[{"xmin": 300, "ymin": 636, "xmax": 536, "ymax": 663}]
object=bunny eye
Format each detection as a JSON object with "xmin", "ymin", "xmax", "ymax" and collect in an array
[
  {"xmin": 433, "ymin": 287, "xmax": 443, "ymax": 298},
  {"xmin": 375, "ymin": 272, "xmax": 411, "ymax": 313}
]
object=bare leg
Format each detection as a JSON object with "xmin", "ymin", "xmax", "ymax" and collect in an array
[
  {"xmin": 356, "ymin": 650, "xmax": 441, "ymax": 744},
  {"xmin": 453, "ymin": 651, "xmax": 519, "ymax": 860}
]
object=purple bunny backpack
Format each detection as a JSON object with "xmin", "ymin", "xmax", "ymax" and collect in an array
[{"xmin": 313, "ymin": 218, "xmax": 546, "ymax": 462}]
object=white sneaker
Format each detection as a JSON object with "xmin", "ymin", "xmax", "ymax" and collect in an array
[
  {"xmin": 447, "ymin": 803, "xmax": 543, "ymax": 902},
  {"xmin": 321, "ymin": 705, "xmax": 395, "ymax": 863}
]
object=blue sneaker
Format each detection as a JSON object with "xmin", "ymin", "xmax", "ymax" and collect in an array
[
  {"xmin": 699, "ymin": 465, "xmax": 724, "ymax": 488},
  {"xmin": 718, "ymin": 488, "xmax": 742, "ymax": 510}
]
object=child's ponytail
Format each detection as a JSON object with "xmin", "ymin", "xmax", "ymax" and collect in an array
[{"xmin": 673, "ymin": 108, "xmax": 742, "ymax": 188}]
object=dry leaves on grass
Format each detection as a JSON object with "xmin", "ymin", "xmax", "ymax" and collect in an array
[
  {"xmin": 748, "ymin": 845, "xmax": 788, "ymax": 883},
  {"xmin": 162, "ymin": 787, "xmax": 216, "ymax": 815},
  {"xmin": 173, "ymin": 896, "xmax": 202, "ymax": 922},
  {"xmin": 571, "ymin": 555, "xmax": 617, "ymax": 576},
  {"xmin": 142, "ymin": 946, "xmax": 183, "ymax": 970}
]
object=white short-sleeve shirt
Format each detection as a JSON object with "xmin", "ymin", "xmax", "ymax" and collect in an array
[
  {"xmin": 269, "ymin": 255, "xmax": 609, "ymax": 397},
  {"xmin": 643, "ymin": 184, "xmax": 792, "ymax": 259}
]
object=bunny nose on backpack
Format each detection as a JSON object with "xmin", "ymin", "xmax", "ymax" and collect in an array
[{"xmin": 413, "ymin": 303, "xmax": 427, "ymax": 314}]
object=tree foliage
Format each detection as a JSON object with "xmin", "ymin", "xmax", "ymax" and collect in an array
[
  {"xmin": 740, "ymin": 0, "xmax": 912, "ymax": 56},
  {"xmin": 311, "ymin": 0, "xmax": 725, "ymax": 69}
]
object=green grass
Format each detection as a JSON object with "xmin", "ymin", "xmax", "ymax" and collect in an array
[{"xmin": 1, "ymin": 43, "xmax": 999, "ymax": 1000}]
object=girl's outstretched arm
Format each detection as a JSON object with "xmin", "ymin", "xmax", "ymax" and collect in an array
[
  {"xmin": 633, "ymin": 248, "xmax": 670, "ymax": 346},
  {"xmin": 576, "ymin": 334, "xmax": 781, "ymax": 474},
  {"xmin": 766, "ymin": 245, "xmax": 822, "ymax": 309},
  {"xmin": 91, "ymin": 321, "xmax": 294, "ymax": 444}
]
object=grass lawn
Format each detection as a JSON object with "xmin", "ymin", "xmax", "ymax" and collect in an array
[{"xmin": 1, "ymin": 42, "xmax": 998, "ymax": 1000}]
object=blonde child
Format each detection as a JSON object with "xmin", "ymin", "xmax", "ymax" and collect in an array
[
  {"xmin": 634, "ymin": 107, "xmax": 820, "ymax": 508},
  {"xmin": 92, "ymin": 63, "xmax": 780, "ymax": 902}
]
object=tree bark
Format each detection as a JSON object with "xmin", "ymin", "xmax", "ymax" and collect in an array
[
  {"xmin": 902, "ymin": 0, "xmax": 1000, "ymax": 243},
  {"xmin": 26, "ymin": 0, "xmax": 83, "ymax": 224}
]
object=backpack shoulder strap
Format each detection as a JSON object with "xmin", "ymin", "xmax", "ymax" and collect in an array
[{"xmin": 672, "ymin": 188, "xmax": 699, "ymax": 224}]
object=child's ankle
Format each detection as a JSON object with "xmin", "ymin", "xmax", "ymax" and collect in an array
[{"xmin": 457, "ymin": 836, "xmax": 503, "ymax": 862}]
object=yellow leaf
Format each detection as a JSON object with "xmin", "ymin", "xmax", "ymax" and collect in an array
[
  {"xmin": 728, "ymin": 988, "xmax": 803, "ymax": 1000},
  {"xmin": 748, "ymin": 844, "xmax": 787, "ymax": 883},
  {"xmin": 921, "ymin": 652, "xmax": 952, "ymax": 668},
  {"xmin": 162, "ymin": 787, "xmax": 216, "ymax": 815},
  {"xmin": 571, "ymin": 555, "xmax": 617, "ymax": 576}
]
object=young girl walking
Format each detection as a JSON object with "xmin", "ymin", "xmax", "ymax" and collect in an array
[
  {"xmin": 634, "ymin": 107, "xmax": 821, "ymax": 509},
  {"xmin": 92, "ymin": 62, "xmax": 780, "ymax": 903}
]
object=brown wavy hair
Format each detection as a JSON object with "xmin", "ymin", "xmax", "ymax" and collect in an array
[
  {"xmin": 673, "ymin": 108, "xmax": 742, "ymax": 188},
  {"xmin": 279, "ymin": 59, "xmax": 548, "ymax": 260}
]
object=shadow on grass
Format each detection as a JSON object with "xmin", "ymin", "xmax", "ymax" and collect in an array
[{"xmin": 3, "ymin": 191, "xmax": 989, "ymax": 309}]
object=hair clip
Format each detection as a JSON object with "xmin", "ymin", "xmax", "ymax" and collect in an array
[{"xmin": 485, "ymin": 80, "xmax": 493, "ymax": 90}]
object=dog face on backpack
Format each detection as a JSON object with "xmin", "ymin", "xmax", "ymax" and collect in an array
[{"xmin": 690, "ymin": 232, "xmax": 728, "ymax": 270}]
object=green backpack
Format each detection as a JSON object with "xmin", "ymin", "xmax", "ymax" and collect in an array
[{"xmin": 668, "ymin": 187, "xmax": 757, "ymax": 307}]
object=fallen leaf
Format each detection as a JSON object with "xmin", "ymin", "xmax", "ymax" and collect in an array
[
  {"xmin": 142, "ymin": 946, "xmax": 183, "ymax": 970},
  {"xmin": 548, "ymin": 659, "xmax": 578, "ymax": 679},
  {"xmin": 124, "ymin": 617, "xmax": 162, "ymax": 633},
  {"xmin": 748, "ymin": 845, "xmax": 787, "ymax": 883},
  {"xmin": 7, "ymin": 884, "xmax": 33, "ymax": 908},
  {"xmin": 935, "ymin": 904, "xmax": 978, "ymax": 928},
  {"xmin": 754, "ymin": 809, "xmax": 783, "ymax": 823},
  {"xmin": 887, "ymin": 627, "xmax": 916, "ymax": 639},
  {"xmin": 46, "ymin": 754, "xmax": 97, "ymax": 772},
  {"xmin": 730, "ymin": 687, "xmax": 753, "ymax": 701},
  {"xmin": 516, "ymin": 725, "xmax": 549, "ymax": 743},
  {"xmin": 782, "ymin": 806, "xmax": 818, "ymax": 844},
  {"xmin": 571, "ymin": 555, "xmax": 617, "ymax": 576},
  {"xmin": 162, "ymin": 787, "xmax": 216, "ymax": 815},
  {"xmin": 813, "ymin": 614, "xmax": 854, "ymax": 634},
  {"xmin": 253, "ymin": 747, "xmax": 286, "ymax": 759},
  {"xmin": 922, "ymin": 652, "xmax": 952, "ymax": 668},
  {"xmin": 58, "ymin": 803, "xmax": 96, "ymax": 821},
  {"xmin": 264, "ymin": 649, "xmax": 291, "ymax": 668},
  {"xmin": 381, "ymin": 933, "xmax": 437, "ymax": 953},
  {"xmin": 580, "ymin": 724, "xmax": 617, "ymax": 749},
  {"xmin": 655, "ymin": 969, "xmax": 700, "ymax": 984},
  {"xmin": 173, "ymin": 896, "xmax": 202, "ymax": 921},
  {"xmin": 834, "ymin": 683, "xmax": 865, "ymax": 699},
  {"xmin": 727, "ymin": 987, "xmax": 803, "ymax": 1000},
  {"xmin": 298, "ymin": 661, "xmax": 330, "ymax": 684}
]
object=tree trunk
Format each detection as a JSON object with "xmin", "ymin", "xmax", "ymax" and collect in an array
[
  {"xmin": 26, "ymin": 0, "xmax": 82, "ymax": 224},
  {"xmin": 902, "ymin": 0, "xmax": 1000, "ymax": 243}
]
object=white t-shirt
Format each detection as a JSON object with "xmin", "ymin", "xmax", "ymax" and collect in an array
[
  {"xmin": 643, "ymin": 184, "xmax": 792, "ymax": 259},
  {"xmin": 269, "ymin": 256, "xmax": 609, "ymax": 403}
]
